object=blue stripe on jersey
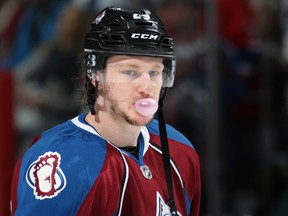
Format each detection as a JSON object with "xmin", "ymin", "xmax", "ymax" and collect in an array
[
  {"xmin": 184, "ymin": 186, "xmax": 191, "ymax": 214},
  {"xmin": 147, "ymin": 119, "xmax": 195, "ymax": 149},
  {"xmin": 16, "ymin": 118, "xmax": 107, "ymax": 216}
]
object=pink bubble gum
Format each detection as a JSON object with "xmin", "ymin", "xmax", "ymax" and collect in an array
[{"xmin": 134, "ymin": 98, "xmax": 158, "ymax": 116}]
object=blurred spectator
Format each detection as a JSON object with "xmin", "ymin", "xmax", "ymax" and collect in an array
[
  {"xmin": 0, "ymin": 0, "xmax": 69, "ymax": 69},
  {"xmin": 13, "ymin": 5, "xmax": 86, "ymax": 156},
  {"xmin": 0, "ymin": 0, "xmax": 26, "ymax": 68},
  {"xmin": 216, "ymin": 0, "xmax": 264, "ymax": 214}
]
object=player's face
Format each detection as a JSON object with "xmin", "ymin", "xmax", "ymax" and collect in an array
[{"xmin": 97, "ymin": 55, "xmax": 164, "ymax": 126}]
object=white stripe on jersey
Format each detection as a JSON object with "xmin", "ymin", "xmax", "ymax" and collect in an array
[{"xmin": 150, "ymin": 144, "xmax": 184, "ymax": 189}]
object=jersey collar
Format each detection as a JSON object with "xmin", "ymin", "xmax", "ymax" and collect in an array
[{"xmin": 71, "ymin": 113, "xmax": 151, "ymax": 155}]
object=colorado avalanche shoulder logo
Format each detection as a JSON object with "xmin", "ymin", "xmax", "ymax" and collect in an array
[{"xmin": 26, "ymin": 152, "xmax": 66, "ymax": 200}]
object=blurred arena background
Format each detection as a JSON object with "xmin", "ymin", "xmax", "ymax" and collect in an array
[{"xmin": 1, "ymin": 0, "xmax": 288, "ymax": 215}]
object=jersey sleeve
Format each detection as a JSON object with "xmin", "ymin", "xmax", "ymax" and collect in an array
[{"xmin": 10, "ymin": 121, "xmax": 125, "ymax": 216}]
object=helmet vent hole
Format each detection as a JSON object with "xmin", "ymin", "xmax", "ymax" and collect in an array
[
  {"xmin": 101, "ymin": 34, "xmax": 126, "ymax": 45},
  {"xmin": 162, "ymin": 38, "xmax": 173, "ymax": 47},
  {"xmin": 111, "ymin": 34, "xmax": 125, "ymax": 40},
  {"xmin": 133, "ymin": 21, "xmax": 153, "ymax": 27}
]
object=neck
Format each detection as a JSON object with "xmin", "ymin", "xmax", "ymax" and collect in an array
[{"xmin": 85, "ymin": 112, "xmax": 141, "ymax": 147}]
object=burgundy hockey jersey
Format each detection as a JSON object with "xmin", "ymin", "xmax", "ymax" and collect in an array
[{"xmin": 11, "ymin": 113, "xmax": 201, "ymax": 215}]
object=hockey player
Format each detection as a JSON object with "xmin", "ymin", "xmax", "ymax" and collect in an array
[{"xmin": 11, "ymin": 7, "xmax": 201, "ymax": 216}]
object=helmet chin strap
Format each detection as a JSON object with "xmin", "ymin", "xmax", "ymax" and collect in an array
[{"xmin": 157, "ymin": 88, "xmax": 178, "ymax": 215}]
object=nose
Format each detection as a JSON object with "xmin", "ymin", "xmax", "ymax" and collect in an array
[{"xmin": 137, "ymin": 73, "xmax": 153, "ymax": 97}]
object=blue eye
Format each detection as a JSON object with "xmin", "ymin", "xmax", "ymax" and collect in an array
[
  {"xmin": 149, "ymin": 71, "xmax": 160, "ymax": 77},
  {"xmin": 123, "ymin": 70, "xmax": 136, "ymax": 76}
]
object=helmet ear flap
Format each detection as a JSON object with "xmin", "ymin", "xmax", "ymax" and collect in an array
[
  {"xmin": 85, "ymin": 53, "xmax": 107, "ymax": 79},
  {"xmin": 84, "ymin": 53, "xmax": 107, "ymax": 115},
  {"xmin": 85, "ymin": 54, "xmax": 97, "ymax": 79}
]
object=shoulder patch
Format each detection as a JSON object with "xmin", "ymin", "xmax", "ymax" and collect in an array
[{"xmin": 26, "ymin": 152, "xmax": 66, "ymax": 200}]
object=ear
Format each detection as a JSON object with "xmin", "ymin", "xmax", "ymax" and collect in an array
[
  {"xmin": 95, "ymin": 72, "xmax": 100, "ymax": 81},
  {"xmin": 91, "ymin": 78, "xmax": 97, "ymax": 87},
  {"xmin": 90, "ymin": 71, "xmax": 100, "ymax": 87}
]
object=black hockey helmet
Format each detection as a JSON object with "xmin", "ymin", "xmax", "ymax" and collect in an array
[{"xmin": 84, "ymin": 7, "xmax": 176, "ymax": 88}]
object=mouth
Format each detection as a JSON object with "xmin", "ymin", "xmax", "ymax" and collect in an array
[{"xmin": 134, "ymin": 98, "xmax": 158, "ymax": 117}]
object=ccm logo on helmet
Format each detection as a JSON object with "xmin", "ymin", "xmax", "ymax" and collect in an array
[{"xmin": 131, "ymin": 33, "xmax": 158, "ymax": 40}]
